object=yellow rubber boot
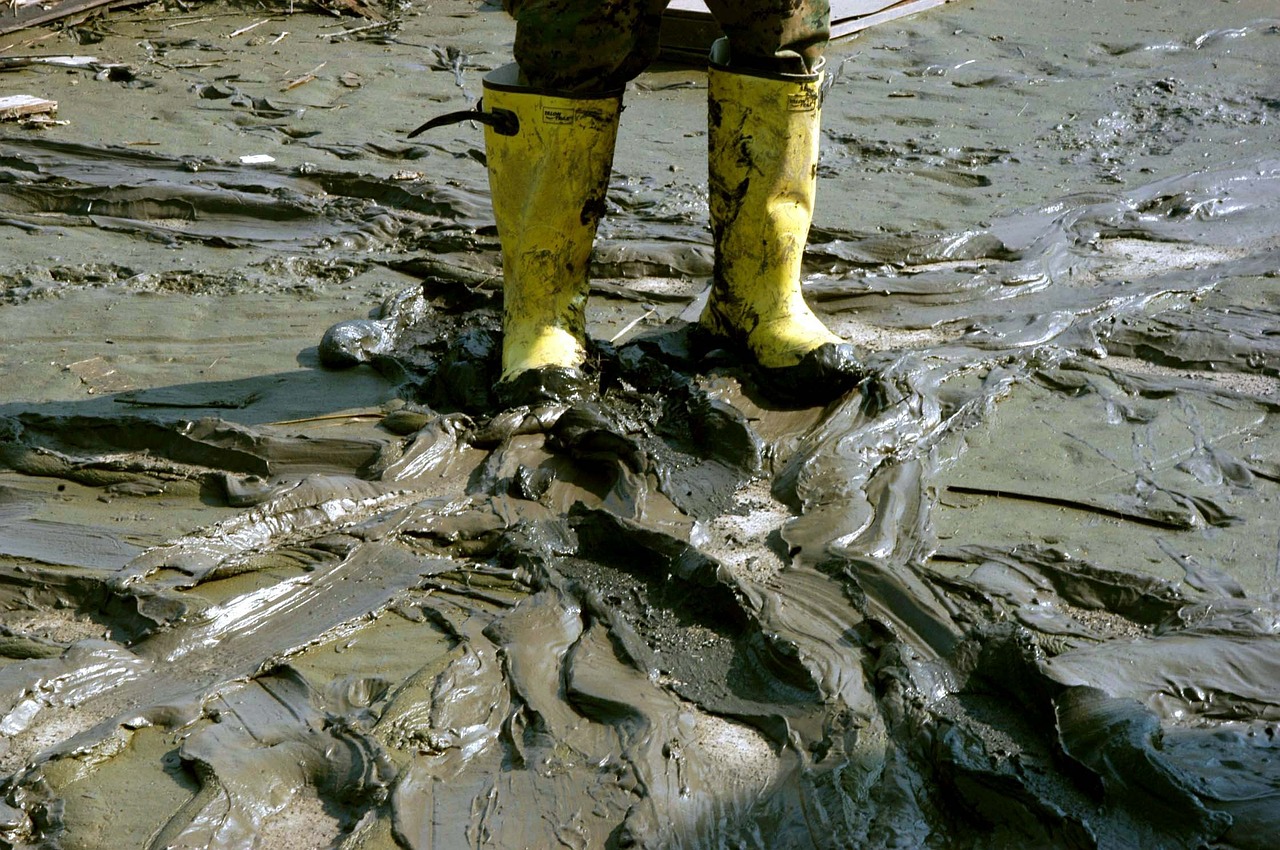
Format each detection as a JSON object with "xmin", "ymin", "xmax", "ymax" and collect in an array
[
  {"xmin": 482, "ymin": 65, "xmax": 622, "ymax": 402},
  {"xmin": 701, "ymin": 45, "xmax": 861, "ymax": 394}
]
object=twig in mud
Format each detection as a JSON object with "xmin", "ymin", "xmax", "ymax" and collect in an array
[
  {"xmin": 154, "ymin": 60, "xmax": 224, "ymax": 70},
  {"xmin": 227, "ymin": 18, "xmax": 272, "ymax": 39},
  {"xmin": 269, "ymin": 31, "xmax": 289, "ymax": 46},
  {"xmin": 609, "ymin": 309, "xmax": 657, "ymax": 344},
  {"xmin": 1, "ymin": 30, "xmax": 57, "ymax": 54},
  {"xmin": 167, "ymin": 17, "xmax": 213, "ymax": 29},
  {"xmin": 282, "ymin": 62, "xmax": 325, "ymax": 91},
  {"xmin": 324, "ymin": 20, "xmax": 393, "ymax": 40}
]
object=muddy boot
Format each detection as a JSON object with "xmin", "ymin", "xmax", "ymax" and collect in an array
[
  {"xmin": 480, "ymin": 65, "xmax": 623, "ymax": 408},
  {"xmin": 701, "ymin": 40, "xmax": 864, "ymax": 403}
]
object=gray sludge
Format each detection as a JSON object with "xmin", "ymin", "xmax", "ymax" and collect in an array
[{"xmin": 1, "ymin": 6, "xmax": 1279, "ymax": 850}]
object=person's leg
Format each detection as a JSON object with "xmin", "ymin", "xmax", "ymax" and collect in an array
[
  {"xmin": 703, "ymin": 0, "xmax": 830, "ymax": 75},
  {"xmin": 699, "ymin": 2, "xmax": 863, "ymax": 399},
  {"xmin": 485, "ymin": 1, "xmax": 667, "ymax": 404},
  {"xmin": 481, "ymin": 66, "xmax": 622, "ymax": 404},
  {"xmin": 506, "ymin": 0, "xmax": 669, "ymax": 92}
]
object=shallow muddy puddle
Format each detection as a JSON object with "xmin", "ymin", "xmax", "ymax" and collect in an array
[{"xmin": 1, "ymin": 0, "xmax": 1279, "ymax": 847}]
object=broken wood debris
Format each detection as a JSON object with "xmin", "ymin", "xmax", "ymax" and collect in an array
[
  {"xmin": 0, "ymin": 94, "xmax": 57, "ymax": 120},
  {"xmin": 0, "ymin": 54, "xmax": 135, "ymax": 81},
  {"xmin": 1, "ymin": 0, "xmax": 121, "ymax": 37},
  {"xmin": 227, "ymin": 18, "xmax": 272, "ymax": 39},
  {"xmin": 282, "ymin": 61, "xmax": 325, "ymax": 90},
  {"xmin": 166, "ymin": 16, "xmax": 214, "ymax": 30},
  {"xmin": 323, "ymin": 20, "xmax": 394, "ymax": 41},
  {"xmin": 0, "ymin": 54, "xmax": 99, "ymax": 69},
  {"xmin": 313, "ymin": 0, "xmax": 384, "ymax": 22}
]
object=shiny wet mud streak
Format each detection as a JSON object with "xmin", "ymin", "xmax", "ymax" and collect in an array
[{"xmin": 1, "ymin": 1, "xmax": 1279, "ymax": 847}]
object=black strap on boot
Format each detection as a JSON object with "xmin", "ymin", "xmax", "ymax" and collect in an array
[{"xmin": 406, "ymin": 101, "xmax": 518, "ymax": 138}]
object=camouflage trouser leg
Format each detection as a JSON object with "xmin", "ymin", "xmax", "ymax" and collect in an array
[
  {"xmin": 703, "ymin": 0, "xmax": 830, "ymax": 75},
  {"xmin": 503, "ymin": 0, "xmax": 830, "ymax": 92}
]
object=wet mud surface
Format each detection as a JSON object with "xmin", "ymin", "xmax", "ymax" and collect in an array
[{"xmin": 2, "ymin": 1, "xmax": 1280, "ymax": 847}]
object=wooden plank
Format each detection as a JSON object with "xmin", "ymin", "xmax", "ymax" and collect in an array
[
  {"xmin": 0, "ymin": 95, "xmax": 58, "ymax": 120},
  {"xmin": 830, "ymin": 0, "xmax": 949, "ymax": 38}
]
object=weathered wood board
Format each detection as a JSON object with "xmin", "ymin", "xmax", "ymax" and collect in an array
[{"xmin": 0, "ymin": 94, "xmax": 58, "ymax": 120}]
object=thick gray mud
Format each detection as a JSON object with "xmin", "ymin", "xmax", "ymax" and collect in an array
[{"xmin": 1, "ymin": 1, "xmax": 1279, "ymax": 848}]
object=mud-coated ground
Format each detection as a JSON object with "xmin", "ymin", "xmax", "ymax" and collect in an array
[{"xmin": 1, "ymin": 1, "xmax": 1279, "ymax": 848}]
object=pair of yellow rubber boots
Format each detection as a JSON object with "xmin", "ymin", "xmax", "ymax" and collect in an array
[{"xmin": 483, "ymin": 48, "xmax": 857, "ymax": 405}]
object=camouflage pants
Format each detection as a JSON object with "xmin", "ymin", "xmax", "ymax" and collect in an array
[{"xmin": 503, "ymin": 0, "xmax": 830, "ymax": 92}]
